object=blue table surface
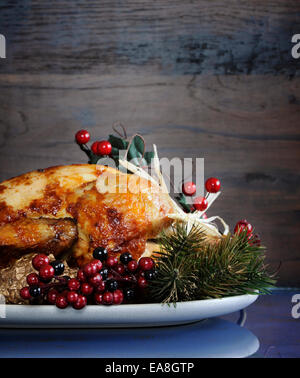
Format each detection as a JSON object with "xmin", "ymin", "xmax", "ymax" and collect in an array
[{"xmin": 0, "ymin": 289, "xmax": 299, "ymax": 358}]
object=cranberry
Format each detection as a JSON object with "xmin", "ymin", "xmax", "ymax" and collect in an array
[
  {"xmin": 73, "ymin": 295, "xmax": 87, "ymax": 310},
  {"xmin": 193, "ymin": 196, "xmax": 208, "ymax": 211},
  {"xmin": 115, "ymin": 263, "xmax": 125, "ymax": 275},
  {"xmin": 234, "ymin": 220, "xmax": 253, "ymax": 235},
  {"xmin": 248, "ymin": 233, "xmax": 261, "ymax": 247},
  {"xmin": 81, "ymin": 282, "xmax": 93, "ymax": 296},
  {"xmin": 94, "ymin": 293, "xmax": 103, "ymax": 305},
  {"xmin": 89, "ymin": 273, "xmax": 102, "ymax": 287},
  {"xmin": 138, "ymin": 257, "xmax": 155, "ymax": 271},
  {"xmin": 39, "ymin": 264, "xmax": 55, "ymax": 280},
  {"xmin": 68, "ymin": 278, "xmax": 81, "ymax": 291},
  {"xmin": 138, "ymin": 277, "xmax": 148, "ymax": 289},
  {"xmin": 67, "ymin": 291, "xmax": 79, "ymax": 304},
  {"xmin": 32, "ymin": 254, "xmax": 49, "ymax": 270},
  {"xmin": 123, "ymin": 275, "xmax": 133, "ymax": 283},
  {"xmin": 182, "ymin": 181, "xmax": 196, "ymax": 196},
  {"xmin": 83, "ymin": 262, "xmax": 98, "ymax": 276},
  {"xmin": 20, "ymin": 287, "xmax": 31, "ymax": 300},
  {"xmin": 106, "ymin": 256, "xmax": 118, "ymax": 268},
  {"xmin": 127, "ymin": 260, "xmax": 138, "ymax": 272},
  {"xmin": 91, "ymin": 141, "xmax": 100, "ymax": 155},
  {"xmin": 102, "ymin": 291, "xmax": 113, "ymax": 305},
  {"xmin": 94, "ymin": 281, "xmax": 106, "ymax": 293},
  {"xmin": 75, "ymin": 129, "xmax": 90, "ymax": 144},
  {"xmin": 47, "ymin": 289, "xmax": 58, "ymax": 304},
  {"xmin": 113, "ymin": 289, "xmax": 124, "ymax": 305},
  {"xmin": 77, "ymin": 269, "xmax": 86, "ymax": 282},
  {"xmin": 97, "ymin": 140, "xmax": 112, "ymax": 156},
  {"xmin": 26, "ymin": 273, "xmax": 39, "ymax": 286},
  {"xmin": 205, "ymin": 177, "xmax": 221, "ymax": 193},
  {"xmin": 55, "ymin": 295, "xmax": 68, "ymax": 309},
  {"xmin": 91, "ymin": 259, "xmax": 102, "ymax": 271}
]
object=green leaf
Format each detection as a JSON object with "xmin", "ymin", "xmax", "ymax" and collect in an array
[
  {"xmin": 108, "ymin": 134, "xmax": 128, "ymax": 150},
  {"xmin": 176, "ymin": 193, "xmax": 192, "ymax": 213},
  {"xmin": 127, "ymin": 135, "xmax": 144, "ymax": 163},
  {"xmin": 144, "ymin": 151, "xmax": 155, "ymax": 165}
]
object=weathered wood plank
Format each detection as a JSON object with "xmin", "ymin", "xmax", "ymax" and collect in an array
[{"xmin": 0, "ymin": 0, "xmax": 299, "ymax": 75}]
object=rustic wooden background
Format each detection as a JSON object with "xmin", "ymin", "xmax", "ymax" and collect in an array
[{"xmin": 0, "ymin": 0, "xmax": 299, "ymax": 286}]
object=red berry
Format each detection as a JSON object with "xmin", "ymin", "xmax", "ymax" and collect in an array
[
  {"xmin": 47, "ymin": 289, "xmax": 58, "ymax": 304},
  {"xmin": 77, "ymin": 269, "xmax": 86, "ymax": 282},
  {"xmin": 55, "ymin": 295, "xmax": 68, "ymax": 309},
  {"xmin": 98, "ymin": 140, "xmax": 112, "ymax": 156},
  {"xmin": 106, "ymin": 256, "xmax": 118, "ymax": 268},
  {"xmin": 94, "ymin": 280, "xmax": 106, "ymax": 293},
  {"xmin": 39, "ymin": 264, "xmax": 55, "ymax": 280},
  {"xmin": 201, "ymin": 212, "xmax": 208, "ymax": 219},
  {"xmin": 67, "ymin": 291, "xmax": 79, "ymax": 304},
  {"xmin": 32, "ymin": 254, "xmax": 49, "ymax": 270},
  {"xmin": 182, "ymin": 181, "xmax": 196, "ymax": 196},
  {"xmin": 193, "ymin": 196, "xmax": 208, "ymax": 211},
  {"xmin": 68, "ymin": 278, "xmax": 81, "ymax": 291},
  {"xmin": 138, "ymin": 277, "xmax": 148, "ymax": 289},
  {"xmin": 75, "ymin": 129, "xmax": 90, "ymax": 144},
  {"xmin": 123, "ymin": 275, "xmax": 133, "ymax": 283},
  {"xmin": 26, "ymin": 273, "xmax": 39, "ymax": 286},
  {"xmin": 83, "ymin": 262, "xmax": 98, "ymax": 276},
  {"xmin": 91, "ymin": 259, "xmax": 102, "ymax": 271},
  {"xmin": 20, "ymin": 287, "xmax": 31, "ymax": 300},
  {"xmin": 91, "ymin": 141, "xmax": 100, "ymax": 155},
  {"xmin": 205, "ymin": 177, "xmax": 221, "ymax": 193},
  {"xmin": 94, "ymin": 293, "xmax": 103, "ymax": 305},
  {"xmin": 89, "ymin": 273, "xmax": 102, "ymax": 287},
  {"xmin": 113, "ymin": 289, "xmax": 124, "ymax": 305},
  {"xmin": 73, "ymin": 295, "xmax": 87, "ymax": 310},
  {"xmin": 234, "ymin": 220, "xmax": 253, "ymax": 235},
  {"xmin": 127, "ymin": 260, "xmax": 138, "ymax": 272},
  {"xmin": 138, "ymin": 257, "xmax": 155, "ymax": 271},
  {"xmin": 249, "ymin": 233, "xmax": 261, "ymax": 247},
  {"xmin": 102, "ymin": 291, "xmax": 113, "ymax": 305},
  {"xmin": 81, "ymin": 282, "xmax": 93, "ymax": 296},
  {"xmin": 115, "ymin": 263, "xmax": 125, "ymax": 275}
]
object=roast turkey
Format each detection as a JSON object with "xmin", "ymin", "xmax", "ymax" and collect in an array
[{"xmin": 0, "ymin": 164, "xmax": 175, "ymax": 267}]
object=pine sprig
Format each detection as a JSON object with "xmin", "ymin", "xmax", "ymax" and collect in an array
[{"xmin": 148, "ymin": 223, "xmax": 276, "ymax": 305}]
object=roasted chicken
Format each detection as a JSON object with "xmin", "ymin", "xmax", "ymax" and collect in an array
[{"xmin": 0, "ymin": 164, "xmax": 175, "ymax": 267}]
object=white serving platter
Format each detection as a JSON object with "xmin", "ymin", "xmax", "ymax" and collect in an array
[{"xmin": 0, "ymin": 293, "xmax": 258, "ymax": 328}]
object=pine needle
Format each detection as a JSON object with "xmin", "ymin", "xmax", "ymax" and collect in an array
[{"xmin": 148, "ymin": 222, "xmax": 276, "ymax": 305}]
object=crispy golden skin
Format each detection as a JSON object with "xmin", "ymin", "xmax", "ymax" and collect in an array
[
  {"xmin": 0, "ymin": 164, "xmax": 174, "ymax": 266},
  {"xmin": 0, "ymin": 217, "xmax": 77, "ymax": 267}
]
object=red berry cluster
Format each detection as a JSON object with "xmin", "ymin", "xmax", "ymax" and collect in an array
[
  {"xmin": 20, "ymin": 249, "xmax": 156, "ymax": 310},
  {"xmin": 234, "ymin": 219, "xmax": 261, "ymax": 246},
  {"xmin": 75, "ymin": 129, "xmax": 112, "ymax": 157},
  {"xmin": 181, "ymin": 177, "xmax": 221, "ymax": 213}
]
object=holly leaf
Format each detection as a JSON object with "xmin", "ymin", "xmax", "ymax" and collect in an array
[
  {"xmin": 144, "ymin": 151, "xmax": 155, "ymax": 165},
  {"xmin": 108, "ymin": 134, "xmax": 128, "ymax": 150},
  {"xmin": 176, "ymin": 193, "xmax": 192, "ymax": 213},
  {"xmin": 127, "ymin": 135, "xmax": 145, "ymax": 164}
]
